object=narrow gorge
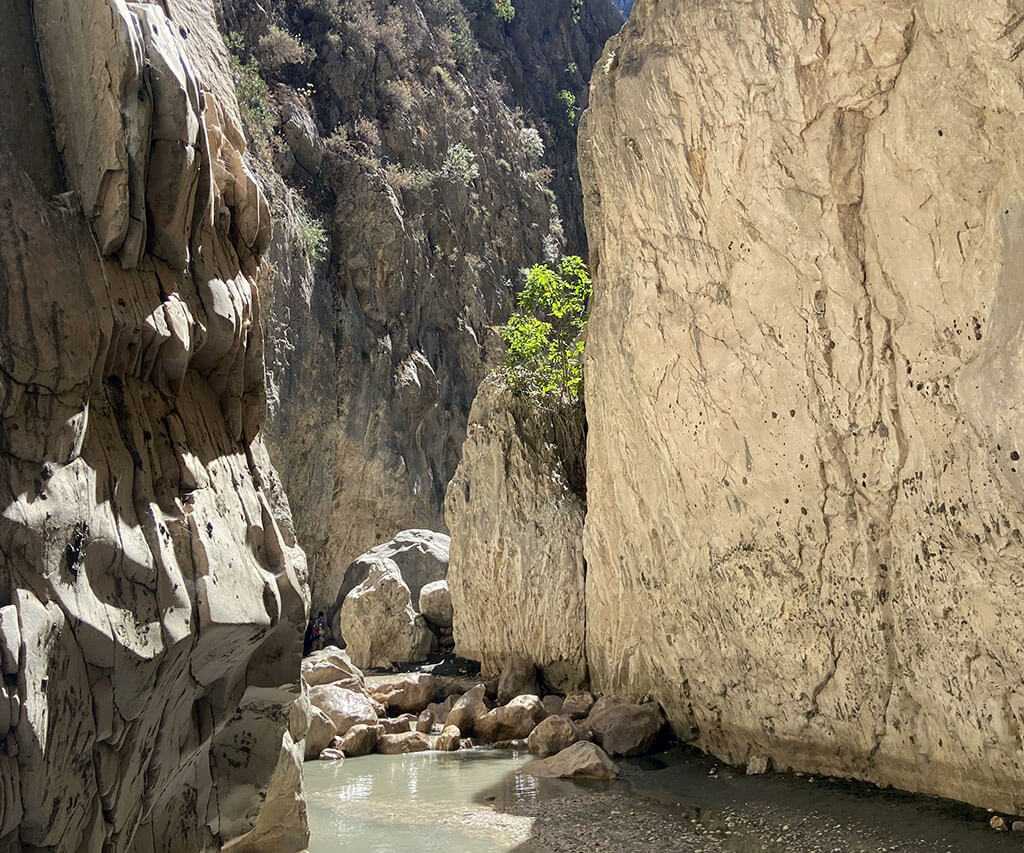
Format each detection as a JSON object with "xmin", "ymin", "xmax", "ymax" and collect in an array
[{"xmin": 3, "ymin": 0, "xmax": 1024, "ymax": 850}]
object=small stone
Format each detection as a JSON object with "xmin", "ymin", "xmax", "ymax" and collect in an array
[
  {"xmin": 416, "ymin": 709, "xmax": 435, "ymax": 733},
  {"xmin": 990, "ymin": 815, "xmax": 1009, "ymax": 831},
  {"xmin": 746, "ymin": 755, "xmax": 769, "ymax": 775},
  {"xmin": 436, "ymin": 725, "xmax": 461, "ymax": 751}
]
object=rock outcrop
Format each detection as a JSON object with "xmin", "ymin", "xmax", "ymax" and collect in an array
[
  {"xmin": 446, "ymin": 376, "xmax": 587, "ymax": 692},
  {"xmin": 0, "ymin": 0, "xmax": 308, "ymax": 849},
  {"xmin": 581, "ymin": 0, "xmax": 1024, "ymax": 814},
  {"xmin": 214, "ymin": 0, "xmax": 621, "ymax": 613}
]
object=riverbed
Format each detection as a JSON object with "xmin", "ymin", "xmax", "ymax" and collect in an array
[{"xmin": 305, "ymin": 744, "xmax": 1021, "ymax": 851}]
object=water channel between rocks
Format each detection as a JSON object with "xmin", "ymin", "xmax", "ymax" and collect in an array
[{"xmin": 305, "ymin": 745, "xmax": 1023, "ymax": 852}]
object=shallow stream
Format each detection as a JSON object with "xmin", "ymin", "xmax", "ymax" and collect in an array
[{"xmin": 306, "ymin": 745, "xmax": 1024, "ymax": 852}]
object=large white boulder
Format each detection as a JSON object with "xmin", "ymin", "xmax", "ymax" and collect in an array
[{"xmin": 339, "ymin": 559, "xmax": 437, "ymax": 669}]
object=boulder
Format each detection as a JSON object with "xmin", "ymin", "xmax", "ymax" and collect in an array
[
  {"xmin": 335, "ymin": 724, "xmax": 379, "ymax": 757},
  {"xmin": 436, "ymin": 725, "xmax": 461, "ymax": 751},
  {"xmin": 445, "ymin": 683, "xmax": 490, "ymax": 736},
  {"xmin": 302, "ymin": 647, "xmax": 364, "ymax": 690},
  {"xmin": 377, "ymin": 732, "xmax": 431, "ymax": 754},
  {"xmin": 475, "ymin": 695, "xmax": 546, "ymax": 743},
  {"xmin": 331, "ymin": 531, "xmax": 450, "ymax": 634},
  {"xmin": 304, "ymin": 707, "xmax": 338, "ymax": 760},
  {"xmin": 308, "ymin": 685, "xmax": 378, "ymax": 736},
  {"xmin": 418, "ymin": 580, "xmax": 453, "ymax": 628},
  {"xmin": 524, "ymin": 742, "xmax": 620, "ymax": 780},
  {"xmin": 377, "ymin": 717, "xmax": 411, "ymax": 735},
  {"xmin": 562, "ymin": 691, "xmax": 595, "ymax": 720},
  {"xmin": 369, "ymin": 673, "xmax": 438, "ymax": 714},
  {"xmin": 439, "ymin": 677, "xmax": 480, "ymax": 698},
  {"xmin": 416, "ymin": 710, "xmax": 435, "ymax": 733},
  {"xmin": 542, "ymin": 695, "xmax": 565, "ymax": 717},
  {"xmin": 425, "ymin": 695, "xmax": 458, "ymax": 720},
  {"xmin": 497, "ymin": 656, "xmax": 541, "ymax": 704},
  {"xmin": 585, "ymin": 697, "xmax": 664, "ymax": 757},
  {"xmin": 340, "ymin": 559, "xmax": 437, "ymax": 669},
  {"xmin": 527, "ymin": 715, "xmax": 587, "ymax": 758},
  {"xmin": 319, "ymin": 748, "xmax": 345, "ymax": 762}
]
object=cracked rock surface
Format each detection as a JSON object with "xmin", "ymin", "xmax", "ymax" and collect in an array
[
  {"xmin": 581, "ymin": 0, "xmax": 1024, "ymax": 814},
  {"xmin": 0, "ymin": 0, "xmax": 308, "ymax": 849}
]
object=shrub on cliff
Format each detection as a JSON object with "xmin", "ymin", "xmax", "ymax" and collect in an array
[{"xmin": 501, "ymin": 255, "xmax": 591, "ymax": 402}]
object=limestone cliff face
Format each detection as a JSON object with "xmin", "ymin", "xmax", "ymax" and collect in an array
[
  {"xmin": 446, "ymin": 377, "xmax": 587, "ymax": 692},
  {"xmin": 217, "ymin": 0, "xmax": 620, "ymax": 612},
  {"xmin": 581, "ymin": 0, "xmax": 1024, "ymax": 813},
  {"xmin": 0, "ymin": 0, "xmax": 307, "ymax": 849}
]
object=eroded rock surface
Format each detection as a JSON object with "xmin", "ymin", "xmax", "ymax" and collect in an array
[
  {"xmin": 0, "ymin": 0, "xmax": 309, "ymax": 850},
  {"xmin": 581, "ymin": 0, "xmax": 1024, "ymax": 813},
  {"xmin": 339, "ymin": 560, "xmax": 436, "ymax": 669},
  {"xmin": 446, "ymin": 377, "xmax": 587, "ymax": 692}
]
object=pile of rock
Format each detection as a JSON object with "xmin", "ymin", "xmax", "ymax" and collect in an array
[
  {"xmin": 303, "ymin": 651, "xmax": 667, "ymax": 780},
  {"xmin": 327, "ymin": 530, "xmax": 454, "ymax": 669}
]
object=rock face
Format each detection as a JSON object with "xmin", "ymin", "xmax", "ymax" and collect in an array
[
  {"xmin": 497, "ymin": 656, "xmax": 542, "ymax": 705},
  {"xmin": 0, "ymin": 1, "xmax": 308, "ymax": 849},
  {"xmin": 214, "ymin": 0, "xmax": 621, "ymax": 615},
  {"xmin": 447, "ymin": 377, "xmax": 587, "ymax": 692},
  {"xmin": 581, "ymin": 0, "xmax": 1024, "ymax": 814},
  {"xmin": 339, "ymin": 560, "xmax": 436, "ymax": 669}
]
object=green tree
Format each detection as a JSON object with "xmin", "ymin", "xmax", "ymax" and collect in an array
[{"xmin": 501, "ymin": 255, "xmax": 592, "ymax": 401}]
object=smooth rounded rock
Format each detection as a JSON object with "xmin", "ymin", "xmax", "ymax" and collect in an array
[
  {"xmin": 335, "ymin": 723, "xmax": 378, "ymax": 757},
  {"xmin": 377, "ymin": 732, "xmax": 431, "ymax": 754},
  {"xmin": 523, "ymin": 742, "xmax": 620, "ymax": 780},
  {"xmin": 475, "ymin": 695, "xmax": 546, "ymax": 743},
  {"xmin": 370, "ymin": 673, "xmax": 437, "ymax": 715},
  {"xmin": 585, "ymin": 696, "xmax": 664, "ymax": 757},
  {"xmin": 527, "ymin": 714, "xmax": 586, "ymax": 758},
  {"xmin": 418, "ymin": 580, "xmax": 453, "ymax": 628},
  {"xmin": 308, "ymin": 684, "xmax": 378, "ymax": 736}
]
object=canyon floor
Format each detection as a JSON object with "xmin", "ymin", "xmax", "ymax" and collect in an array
[{"xmin": 306, "ymin": 742, "xmax": 1017, "ymax": 851}]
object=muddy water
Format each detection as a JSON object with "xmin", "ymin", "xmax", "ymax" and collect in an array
[{"xmin": 305, "ymin": 744, "xmax": 1023, "ymax": 852}]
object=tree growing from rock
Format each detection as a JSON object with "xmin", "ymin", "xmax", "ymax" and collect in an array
[{"xmin": 501, "ymin": 255, "xmax": 591, "ymax": 401}]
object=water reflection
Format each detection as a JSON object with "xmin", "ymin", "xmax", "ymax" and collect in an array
[{"xmin": 305, "ymin": 749, "xmax": 538, "ymax": 853}]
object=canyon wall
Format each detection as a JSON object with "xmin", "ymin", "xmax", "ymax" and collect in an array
[
  {"xmin": 216, "ymin": 0, "xmax": 622, "ymax": 612},
  {"xmin": 580, "ymin": 0, "xmax": 1024, "ymax": 814},
  {"xmin": 0, "ymin": 0, "xmax": 308, "ymax": 849}
]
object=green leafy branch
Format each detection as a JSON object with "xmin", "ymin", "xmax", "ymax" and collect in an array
[{"xmin": 501, "ymin": 255, "xmax": 592, "ymax": 402}]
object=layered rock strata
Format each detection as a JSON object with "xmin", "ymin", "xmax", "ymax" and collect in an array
[
  {"xmin": 0, "ymin": 0, "xmax": 308, "ymax": 848},
  {"xmin": 581, "ymin": 0, "xmax": 1024, "ymax": 814}
]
